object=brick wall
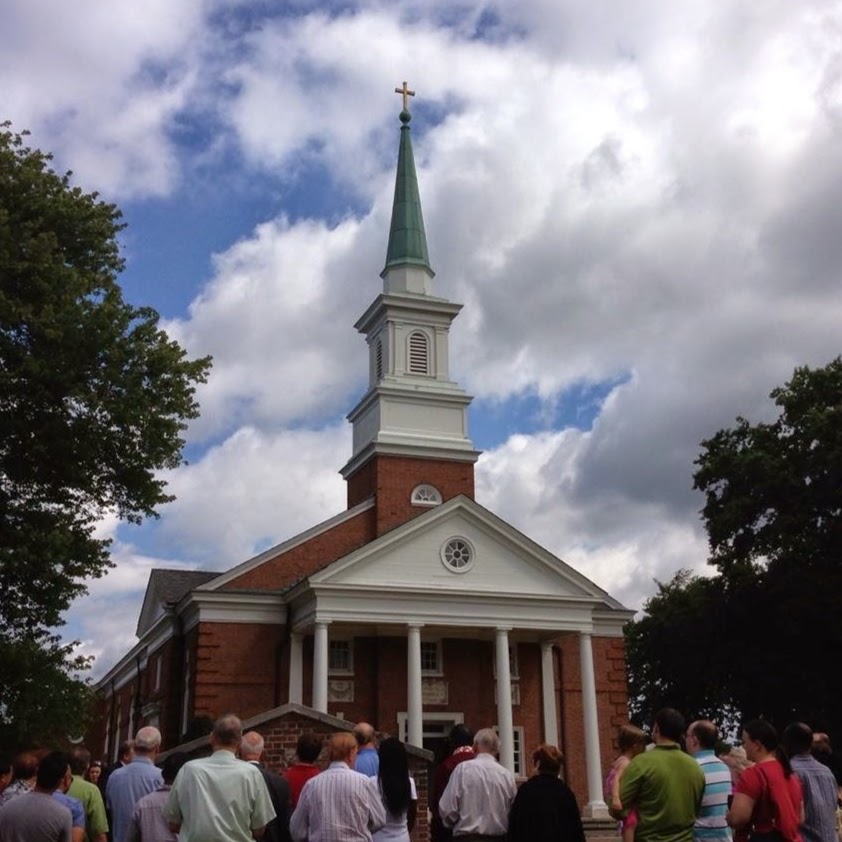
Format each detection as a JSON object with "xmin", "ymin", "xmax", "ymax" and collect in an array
[
  {"xmin": 221, "ymin": 507, "xmax": 377, "ymax": 591},
  {"xmin": 345, "ymin": 454, "xmax": 475, "ymax": 535},
  {"xmin": 192, "ymin": 622, "xmax": 284, "ymax": 721},
  {"xmin": 557, "ymin": 633, "xmax": 630, "ymax": 807}
]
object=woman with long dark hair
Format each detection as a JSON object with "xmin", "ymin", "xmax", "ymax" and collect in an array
[
  {"xmin": 508, "ymin": 744, "xmax": 586, "ymax": 842},
  {"xmin": 727, "ymin": 719, "xmax": 804, "ymax": 842},
  {"xmin": 373, "ymin": 737, "xmax": 417, "ymax": 842}
]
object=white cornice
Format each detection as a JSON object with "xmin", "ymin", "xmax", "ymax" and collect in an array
[
  {"xmin": 292, "ymin": 584, "xmax": 602, "ymax": 633},
  {"xmin": 198, "ymin": 498, "xmax": 375, "ymax": 592},
  {"xmin": 347, "ymin": 383, "xmax": 474, "ymax": 423},
  {"xmin": 592, "ymin": 609, "xmax": 636, "ymax": 638},
  {"xmin": 340, "ymin": 441, "xmax": 481, "ymax": 480},
  {"xmin": 182, "ymin": 591, "xmax": 287, "ymax": 631},
  {"xmin": 96, "ymin": 593, "xmax": 288, "ymax": 693},
  {"xmin": 355, "ymin": 294, "xmax": 463, "ymax": 335}
]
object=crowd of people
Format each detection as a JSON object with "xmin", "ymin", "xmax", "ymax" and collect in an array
[
  {"xmin": 0, "ymin": 708, "xmax": 840, "ymax": 842},
  {"xmin": 606, "ymin": 709, "xmax": 842, "ymax": 842}
]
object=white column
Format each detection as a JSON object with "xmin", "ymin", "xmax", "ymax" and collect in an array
[
  {"xmin": 579, "ymin": 631, "xmax": 609, "ymax": 817},
  {"xmin": 289, "ymin": 632, "xmax": 303, "ymax": 704},
  {"xmin": 495, "ymin": 627, "xmax": 515, "ymax": 774},
  {"xmin": 540, "ymin": 641, "xmax": 559, "ymax": 747},
  {"xmin": 313, "ymin": 621, "xmax": 329, "ymax": 713},
  {"xmin": 407, "ymin": 624, "xmax": 424, "ymax": 747}
]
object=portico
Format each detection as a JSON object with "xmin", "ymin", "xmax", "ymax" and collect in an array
[
  {"xmin": 288, "ymin": 617, "xmax": 610, "ymax": 814},
  {"xmin": 283, "ymin": 507, "xmax": 629, "ymax": 819}
]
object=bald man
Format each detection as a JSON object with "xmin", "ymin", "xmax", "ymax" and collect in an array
[
  {"xmin": 352, "ymin": 723, "xmax": 379, "ymax": 777},
  {"xmin": 164, "ymin": 715, "xmax": 274, "ymax": 842}
]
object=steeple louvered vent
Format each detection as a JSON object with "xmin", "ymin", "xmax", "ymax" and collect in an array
[
  {"xmin": 408, "ymin": 332, "xmax": 429, "ymax": 374},
  {"xmin": 375, "ymin": 339, "xmax": 384, "ymax": 380}
]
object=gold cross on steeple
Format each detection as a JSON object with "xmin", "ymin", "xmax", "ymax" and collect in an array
[{"xmin": 394, "ymin": 81, "xmax": 415, "ymax": 111}]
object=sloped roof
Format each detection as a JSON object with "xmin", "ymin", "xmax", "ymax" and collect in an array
[
  {"xmin": 136, "ymin": 568, "xmax": 219, "ymax": 637},
  {"xmin": 382, "ymin": 107, "xmax": 433, "ymax": 277}
]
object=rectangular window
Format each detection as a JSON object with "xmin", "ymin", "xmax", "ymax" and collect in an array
[
  {"xmin": 127, "ymin": 686, "xmax": 135, "ymax": 741},
  {"xmin": 494, "ymin": 725, "xmax": 526, "ymax": 777},
  {"xmin": 329, "ymin": 640, "xmax": 353, "ymax": 674},
  {"xmin": 513, "ymin": 726, "xmax": 525, "ymax": 776},
  {"xmin": 493, "ymin": 643, "xmax": 520, "ymax": 679},
  {"xmin": 154, "ymin": 654, "xmax": 162, "ymax": 692},
  {"xmin": 113, "ymin": 701, "xmax": 121, "ymax": 763},
  {"xmin": 420, "ymin": 640, "xmax": 442, "ymax": 675},
  {"xmin": 181, "ymin": 649, "xmax": 190, "ymax": 738}
]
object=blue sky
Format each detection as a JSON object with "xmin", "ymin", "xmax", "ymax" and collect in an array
[{"xmin": 4, "ymin": 0, "xmax": 842, "ymax": 675}]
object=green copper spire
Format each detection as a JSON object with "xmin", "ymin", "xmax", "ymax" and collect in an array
[{"xmin": 382, "ymin": 106, "xmax": 434, "ymax": 278}]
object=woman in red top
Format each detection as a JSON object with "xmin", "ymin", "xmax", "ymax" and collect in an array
[{"xmin": 727, "ymin": 719, "xmax": 804, "ymax": 842}]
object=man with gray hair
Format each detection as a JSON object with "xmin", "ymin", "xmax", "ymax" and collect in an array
[
  {"xmin": 106, "ymin": 727, "xmax": 163, "ymax": 842},
  {"xmin": 164, "ymin": 714, "xmax": 275, "ymax": 842},
  {"xmin": 240, "ymin": 731, "xmax": 291, "ymax": 842},
  {"xmin": 438, "ymin": 728, "xmax": 516, "ymax": 841}
]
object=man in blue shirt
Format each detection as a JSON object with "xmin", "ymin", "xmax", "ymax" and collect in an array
[
  {"xmin": 686, "ymin": 720, "xmax": 732, "ymax": 842},
  {"xmin": 352, "ymin": 722, "xmax": 379, "ymax": 777},
  {"xmin": 785, "ymin": 722, "xmax": 839, "ymax": 842},
  {"xmin": 106, "ymin": 727, "xmax": 163, "ymax": 842}
]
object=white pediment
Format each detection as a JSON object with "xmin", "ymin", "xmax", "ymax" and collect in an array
[{"xmin": 310, "ymin": 497, "xmax": 619, "ymax": 607}]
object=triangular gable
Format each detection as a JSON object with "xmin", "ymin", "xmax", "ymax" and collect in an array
[
  {"xmin": 309, "ymin": 496, "xmax": 628, "ymax": 610},
  {"xmin": 136, "ymin": 569, "xmax": 219, "ymax": 637}
]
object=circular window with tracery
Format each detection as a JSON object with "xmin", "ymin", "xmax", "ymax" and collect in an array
[{"xmin": 441, "ymin": 537, "xmax": 475, "ymax": 573}]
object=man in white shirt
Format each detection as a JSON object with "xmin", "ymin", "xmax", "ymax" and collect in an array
[
  {"xmin": 290, "ymin": 732, "xmax": 385, "ymax": 842},
  {"xmin": 164, "ymin": 715, "xmax": 275, "ymax": 842},
  {"xmin": 438, "ymin": 728, "xmax": 517, "ymax": 841}
]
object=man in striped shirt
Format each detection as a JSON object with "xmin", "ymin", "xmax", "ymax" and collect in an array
[
  {"xmin": 289, "ymin": 732, "xmax": 385, "ymax": 842},
  {"xmin": 784, "ymin": 722, "xmax": 839, "ymax": 842},
  {"xmin": 687, "ymin": 721, "xmax": 732, "ymax": 842}
]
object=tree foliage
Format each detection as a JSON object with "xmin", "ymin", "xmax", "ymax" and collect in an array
[
  {"xmin": 627, "ymin": 358, "xmax": 842, "ymax": 736},
  {"xmin": 0, "ymin": 635, "xmax": 95, "ymax": 749},
  {"xmin": 695, "ymin": 358, "xmax": 842, "ymax": 576},
  {"xmin": 0, "ymin": 124, "xmax": 211, "ymax": 746}
]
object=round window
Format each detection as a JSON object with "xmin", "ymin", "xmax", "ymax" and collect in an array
[{"xmin": 441, "ymin": 537, "xmax": 475, "ymax": 573}]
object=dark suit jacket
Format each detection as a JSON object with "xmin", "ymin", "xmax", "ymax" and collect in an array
[{"xmin": 252, "ymin": 762, "xmax": 292, "ymax": 842}]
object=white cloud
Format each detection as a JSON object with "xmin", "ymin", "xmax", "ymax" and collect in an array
[
  {"xmin": 155, "ymin": 423, "xmax": 350, "ymax": 564},
  {"xmin": 11, "ymin": 1, "xmax": 842, "ymax": 675},
  {"xmin": 165, "ymin": 214, "xmax": 380, "ymax": 440},
  {"xmin": 1, "ymin": 0, "xmax": 205, "ymax": 196}
]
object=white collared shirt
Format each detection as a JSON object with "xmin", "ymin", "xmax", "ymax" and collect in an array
[{"xmin": 439, "ymin": 753, "xmax": 517, "ymax": 837}]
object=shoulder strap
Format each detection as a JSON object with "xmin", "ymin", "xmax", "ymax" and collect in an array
[{"xmin": 754, "ymin": 763, "xmax": 779, "ymax": 828}]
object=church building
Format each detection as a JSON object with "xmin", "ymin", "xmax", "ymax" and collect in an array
[{"xmin": 89, "ymin": 90, "xmax": 634, "ymax": 818}]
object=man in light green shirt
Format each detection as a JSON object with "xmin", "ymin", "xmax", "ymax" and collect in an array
[
  {"xmin": 620, "ymin": 708, "xmax": 705, "ymax": 842},
  {"xmin": 164, "ymin": 714, "xmax": 275, "ymax": 842},
  {"xmin": 67, "ymin": 748, "xmax": 109, "ymax": 842}
]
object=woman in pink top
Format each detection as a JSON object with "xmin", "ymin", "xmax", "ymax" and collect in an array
[{"xmin": 606, "ymin": 724, "xmax": 647, "ymax": 842}]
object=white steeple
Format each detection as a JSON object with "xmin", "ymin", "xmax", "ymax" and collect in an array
[{"xmin": 340, "ymin": 100, "xmax": 479, "ymax": 481}]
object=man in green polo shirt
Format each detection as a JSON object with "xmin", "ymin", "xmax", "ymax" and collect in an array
[
  {"xmin": 67, "ymin": 747, "xmax": 109, "ymax": 842},
  {"xmin": 620, "ymin": 708, "xmax": 705, "ymax": 842}
]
